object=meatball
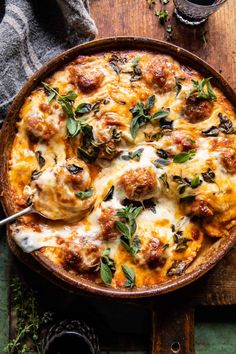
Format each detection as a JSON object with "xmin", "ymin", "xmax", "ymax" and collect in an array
[
  {"xmin": 183, "ymin": 199, "xmax": 214, "ymax": 218},
  {"xmin": 183, "ymin": 95, "xmax": 213, "ymax": 123},
  {"xmin": 25, "ymin": 114, "xmax": 58, "ymax": 140},
  {"xmin": 143, "ymin": 56, "xmax": 176, "ymax": 93},
  {"xmin": 221, "ymin": 150, "xmax": 236, "ymax": 173},
  {"xmin": 119, "ymin": 167, "xmax": 158, "ymax": 201},
  {"xmin": 69, "ymin": 65, "xmax": 104, "ymax": 93},
  {"xmin": 62, "ymin": 245, "xmax": 100, "ymax": 273},
  {"xmin": 98, "ymin": 207, "xmax": 119, "ymax": 240},
  {"xmin": 172, "ymin": 131, "xmax": 197, "ymax": 152},
  {"xmin": 136, "ymin": 238, "xmax": 166, "ymax": 269}
]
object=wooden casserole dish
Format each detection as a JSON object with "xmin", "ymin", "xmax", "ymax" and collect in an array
[{"xmin": 1, "ymin": 37, "xmax": 236, "ymax": 298}]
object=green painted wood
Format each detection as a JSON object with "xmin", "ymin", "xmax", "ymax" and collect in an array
[{"xmin": 0, "ymin": 235, "xmax": 9, "ymax": 353}]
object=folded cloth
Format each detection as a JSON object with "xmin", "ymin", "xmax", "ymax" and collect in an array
[{"xmin": 0, "ymin": 0, "xmax": 97, "ymax": 120}]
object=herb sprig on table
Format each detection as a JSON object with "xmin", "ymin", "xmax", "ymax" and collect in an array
[{"xmin": 4, "ymin": 277, "xmax": 41, "ymax": 354}]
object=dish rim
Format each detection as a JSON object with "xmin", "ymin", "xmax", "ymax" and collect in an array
[{"xmin": 1, "ymin": 36, "xmax": 236, "ymax": 298}]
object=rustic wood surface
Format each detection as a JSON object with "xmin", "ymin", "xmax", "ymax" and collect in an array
[
  {"xmin": 90, "ymin": 0, "xmax": 236, "ymax": 91},
  {"xmin": 4, "ymin": 1, "xmax": 236, "ymax": 353}
]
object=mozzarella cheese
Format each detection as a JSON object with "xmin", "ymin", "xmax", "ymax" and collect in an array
[{"xmin": 7, "ymin": 50, "xmax": 236, "ymax": 289}]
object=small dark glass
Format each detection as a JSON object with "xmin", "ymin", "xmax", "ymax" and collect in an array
[
  {"xmin": 42, "ymin": 320, "xmax": 99, "ymax": 354},
  {"xmin": 173, "ymin": 0, "xmax": 227, "ymax": 25}
]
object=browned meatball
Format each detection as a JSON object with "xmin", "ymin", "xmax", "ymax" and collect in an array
[
  {"xmin": 183, "ymin": 95, "xmax": 213, "ymax": 123},
  {"xmin": 137, "ymin": 238, "xmax": 166, "ymax": 269},
  {"xmin": 172, "ymin": 131, "xmax": 197, "ymax": 152},
  {"xmin": 69, "ymin": 66, "xmax": 104, "ymax": 93},
  {"xmin": 98, "ymin": 207, "xmax": 119, "ymax": 240},
  {"xmin": 221, "ymin": 150, "xmax": 236, "ymax": 173},
  {"xmin": 62, "ymin": 245, "xmax": 100, "ymax": 273},
  {"xmin": 119, "ymin": 167, "xmax": 158, "ymax": 201},
  {"xmin": 25, "ymin": 115, "xmax": 58, "ymax": 140},
  {"xmin": 144, "ymin": 56, "xmax": 176, "ymax": 93},
  {"xmin": 184, "ymin": 199, "xmax": 214, "ymax": 217}
]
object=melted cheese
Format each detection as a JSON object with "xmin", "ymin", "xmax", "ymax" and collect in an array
[{"xmin": 7, "ymin": 50, "xmax": 236, "ymax": 289}]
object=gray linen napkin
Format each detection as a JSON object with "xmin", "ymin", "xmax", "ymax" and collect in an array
[{"xmin": 0, "ymin": 0, "xmax": 97, "ymax": 120}]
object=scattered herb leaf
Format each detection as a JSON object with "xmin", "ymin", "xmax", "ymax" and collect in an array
[
  {"xmin": 173, "ymin": 150, "xmax": 196, "ymax": 163},
  {"xmin": 66, "ymin": 164, "xmax": 83, "ymax": 175},
  {"xmin": 122, "ymin": 148, "xmax": 144, "ymax": 161},
  {"xmin": 103, "ymin": 186, "xmax": 114, "ymax": 201},
  {"xmin": 100, "ymin": 248, "xmax": 116, "ymax": 285},
  {"xmin": 35, "ymin": 151, "xmax": 45, "ymax": 169},
  {"xmin": 121, "ymin": 265, "xmax": 136, "ymax": 288},
  {"xmin": 202, "ymin": 168, "xmax": 215, "ymax": 183},
  {"xmin": 155, "ymin": 9, "xmax": 168, "ymax": 24},
  {"xmin": 189, "ymin": 78, "xmax": 217, "ymax": 101},
  {"xmin": 75, "ymin": 188, "xmax": 93, "ymax": 200}
]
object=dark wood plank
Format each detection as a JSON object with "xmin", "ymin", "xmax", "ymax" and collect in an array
[{"xmin": 90, "ymin": 0, "xmax": 236, "ymax": 91}]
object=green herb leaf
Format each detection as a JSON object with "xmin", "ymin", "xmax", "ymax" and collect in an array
[
  {"xmin": 218, "ymin": 113, "xmax": 236, "ymax": 134},
  {"xmin": 121, "ymin": 265, "xmax": 136, "ymax": 288},
  {"xmin": 122, "ymin": 148, "xmax": 144, "ymax": 161},
  {"xmin": 153, "ymin": 158, "xmax": 170, "ymax": 168},
  {"xmin": 131, "ymin": 56, "xmax": 142, "ymax": 82},
  {"xmin": 100, "ymin": 248, "xmax": 116, "ymax": 285},
  {"xmin": 42, "ymin": 82, "xmax": 59, "ymax": 102},
  {"xmin": 60, "ymin": 90, "xmax": 77, "ymax": 101},
  {"xmin": 159, "ymin": 173, "xmax": 169, "ymax": 189},
  {"xmin": 155, "ymin": 9, "xmax": 168, "ymax": 24},
  {"xmin": 151, "ymin": 109, "xmax": 170, "ymax": 120},
  {"xmin": 191, "ymin": 175, "xmax": 202, "ymax": 188},
  {"xmin": 189, "ymin": 78, "xmax": 217, "ymax": 101},
  {"xmin": 116, "ymin": 221, "xmax": 130, "ymax": 238},
  {"xmin": 75, "ymin": 103, "xmax": 92, "ymax": 115},
  {"xmin": 173, "ymin": 150, "xmax": 196, "ymax": 163},
  {"xmin": 75, "ymin": 188, "xmax": 93, "ymax": 200}
]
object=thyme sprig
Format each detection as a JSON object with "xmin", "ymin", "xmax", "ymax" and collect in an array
[{"xmin": 4, "ymin": 277, "xmax": 41, "ymax": 354}]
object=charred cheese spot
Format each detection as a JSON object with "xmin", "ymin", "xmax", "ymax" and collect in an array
[{"xmin": 220, "ymin": 150, "xmax": 236, "ymax": 173}]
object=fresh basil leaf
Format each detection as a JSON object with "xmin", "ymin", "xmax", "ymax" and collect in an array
[
  {"xmin": 35, "ymin": 151, "xmax": 45, "ymax": 169},
  {"xmin": 202, "ymin": 126, "xmax": 219, "ymax": 137},
  {"xmin": 191, "ymin": 175, "xmax": 202, "ymax": 188},
  {"xmin": 66, "ymin": 164, "xmax": 83, "ymax": 175},
  {"xmin": 121, "ymin": 265, "xmax": 135, "ymax": 288},
  {"xmin": 151, "ymin": 109, "xmax": 170, "ymax": 120},
  {"xmin": 42, "ymin": 82, "xmax": 59, "ymax": 102},
  {"xmin": 75, "ymin": 103, "xmax": 92, "ymax": 115},
  {"xmin": 173, "ymin": 150, "xmax": 196, "ymax": 163},
  {"xmin": 100, "ymin": 262, "xmax": 113, "ymax": 285},
  {"xmin": 115, "ymin": 221, "xmax": 130, "ymax": 238},
  {"xmin": 60, "ymin": 90, "xmax": 77, "ymax": 102},
  {"xmin": 145, "ymin": 95, "xmax": 155, "ymax": 111},
  {"xmin": 75, "ymin": 188, "xmax": 93, "ymax": 200},
  {"xmin": 202, "ymin": 168, "xmax": 215, "ymax": 183},
  {"xmin": 189, "ymin": 77, "xmax": 217, "ymax": 101}
]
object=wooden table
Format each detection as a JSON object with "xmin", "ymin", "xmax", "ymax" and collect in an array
[{"xmin": 89, "ymin": 0, "xmax": 236, "ymax": 353}]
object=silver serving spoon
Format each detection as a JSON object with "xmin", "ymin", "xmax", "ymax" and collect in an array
[{"xmin": 0, "ymin": 204, "xmax": 45, "ymax": 227}]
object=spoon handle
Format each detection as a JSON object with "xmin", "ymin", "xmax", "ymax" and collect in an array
[{"xmin": 0, "ymin": 205, "xmax": 33, "ymax": 227}]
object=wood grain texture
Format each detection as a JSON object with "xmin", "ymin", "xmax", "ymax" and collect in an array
[{"xmin": 90, "ymin": 0, "xmax": 236, "ymax": 91}]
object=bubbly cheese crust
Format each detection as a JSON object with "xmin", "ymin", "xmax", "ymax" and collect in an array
[{"xmin": 8, "ymin": 50, "xmax": 236, "ymax": 289}]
